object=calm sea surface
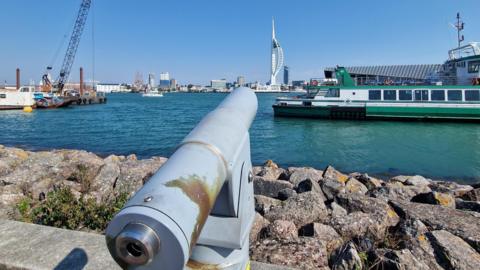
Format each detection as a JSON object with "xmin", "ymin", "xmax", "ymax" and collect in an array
[{"xmin": 1, "ymin": 93, "xmax": 479, "ymax": 182}]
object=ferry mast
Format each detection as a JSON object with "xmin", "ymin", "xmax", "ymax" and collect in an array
[{"xmin": 454, "ymin": 12, "xmax": 465, "ymax": 48}]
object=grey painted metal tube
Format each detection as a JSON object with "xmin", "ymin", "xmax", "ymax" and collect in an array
[{"xmin": 105, "ymin": 87, "xmax": 258, "ymax": 270}]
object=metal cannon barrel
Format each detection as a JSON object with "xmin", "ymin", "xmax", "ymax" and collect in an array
[{"xmin": 105, "ymin": 87, "xmax": 258, "ymax": 270}]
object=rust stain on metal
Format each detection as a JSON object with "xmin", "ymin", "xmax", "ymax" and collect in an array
[
  {"xmin": 186, "ymin": 259, "xmax": 220, "ymax": 270},
  {"xmin": 165, "ymin": 175, "xmax": 221, "ymax": 249}
]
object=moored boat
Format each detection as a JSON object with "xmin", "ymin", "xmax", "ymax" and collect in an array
[
  {"xmin": 273, "ymin": 67, "xmax": 480, "ymax": 121},
  {"xmin": 35, "ymin": 95, "xmax": 75, "ymax": 109},
  {"xmin": 0, "ymin": 86, "xmax": 37, "ymax": 110},
  {"xmin": 142, "ymin": 89, "xmax": 164, "ymax": 97},
  {"xmin": 274, "ymin": 13, "xmax": 480, "ymax": 122}
]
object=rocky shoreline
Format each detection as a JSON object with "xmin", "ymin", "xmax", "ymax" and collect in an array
[{"xmin": 1, "ymin": 145, "xmax": 480, "ymax": 269}]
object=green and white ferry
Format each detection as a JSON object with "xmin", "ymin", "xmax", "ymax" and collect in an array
[{"xmin": 273, "ymin": 43, "xmax": 480, "ymax": 121}]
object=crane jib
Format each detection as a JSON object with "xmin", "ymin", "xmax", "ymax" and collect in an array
[{"xmin": 55, "ymin": 0, "xmax": 92, "ymax": 93}]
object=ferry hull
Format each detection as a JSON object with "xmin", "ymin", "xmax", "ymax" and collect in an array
[
  {"xmin": 366, "ymin": 106, "xmax": 480, "ymax": 120},
  {"xmin": 273, "ymin": 105, "xmax": 366, "ymax": 119},
  {"xmin": 273, "ymin": 105, "xmax": 480, "ymax": 121}
]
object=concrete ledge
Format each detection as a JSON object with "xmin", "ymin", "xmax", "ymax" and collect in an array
[
  {"xmin": 0, "ymin": 219, "xmax": 119, "ymax": 270},
  {"xmin": 0, "ymin": 219, "xmax": 292, "ymax": 270}
]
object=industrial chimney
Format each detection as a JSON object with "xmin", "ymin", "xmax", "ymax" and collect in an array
[
  {"xmin": 80, "ymin": 67, "xmax": 84, "ymax": 96},
  {"xmin": 16, "ymin": 68, "xmax": 20, "ymax": 90}
]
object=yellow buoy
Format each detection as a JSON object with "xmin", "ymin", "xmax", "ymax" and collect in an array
[{"xmin": 23, "ymin": 106, "xmax": 33, "ymax": 113}]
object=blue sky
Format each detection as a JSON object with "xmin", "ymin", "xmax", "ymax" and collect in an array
[{"xmin": 1, "ymin": 0, "xmax": 479, "ymax": 85}]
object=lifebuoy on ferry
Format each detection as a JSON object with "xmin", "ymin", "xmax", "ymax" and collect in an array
[{"xmin": 311, "ymin": 80, "xmax": 319, "ymax": 86}]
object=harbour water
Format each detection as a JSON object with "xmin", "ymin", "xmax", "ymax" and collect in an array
[{"xmin": 0, "ymin": 92, "xmax": 479, "ymax": 182}]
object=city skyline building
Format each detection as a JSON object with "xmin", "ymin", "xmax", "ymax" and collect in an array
[
  {"xmin": 237, "ymin": 76, "xmax": 245, "ymax": 86},
  {"xmin": 211, "ymin": 79, "xmax": 227, "ymax": 90},
  {"xmin": 159, "ymin": 72, "xmax": 170, "ymax": 81},
  {"xmin": 159, "ymin": 72, "xmax": 170, "ymax": 89},
  {"xmin": 283, "ymin": 66, "xmax": 289, "ymax": 85},
  {"xmin": 148, "ymin": 73, "xmax": 156, "ymax": 89},
  {"xmin": 270, "ymin": 18, "xmax": 284, "ymax": 86},
  {"xmin": 170, "ymin": 78, "xmax": 177, "ymax": 90}
]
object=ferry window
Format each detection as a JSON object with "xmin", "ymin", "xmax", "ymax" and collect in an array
[
  {"xmin": 383, "ymin": 90, "xmax": 396, "ymax": 100},
  {"xmin": 456, "ymin": 61, "xmax": 466, "ymax": 68},
  {"xmin": 414, "ymin": 90, "xmax": 428, "ymax": 101},
  {"xmin": 447, "ymin": 90, "xmax": 462, "ymax": 101},
  {"xmin": 326, "ymin": 88, "xmax": 340, "ymax": 97},
  {"xmin": 0, "ymin": 94, "xmax": 5, "ymax": 98},
  {"xmin": 431, "ymin": 90, "xmax": 445, "ymax": 101},
  {"xmin": 399, "ymin": 90, "xmax": 412, "ymax": 100},
  {"xmin": 468, "ymin": 61, "xmax": 480, "ymax": 73},
  {"xmin": 465, "ymin": 90, "xmax": 480, "ymax": 101},
  {"xmin": 369, "ymin": 90, "xmax": 381, "ymax": 100}
]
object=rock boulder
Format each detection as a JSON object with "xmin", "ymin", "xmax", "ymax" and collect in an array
[
  {"xmin": 265, "ymin": 192, "xmax": 328, "ymax": 228},
  {"xmin": 299, "ymin": 223, "xmax": 343, "ymax": 255},
  {"xmin": 390, "ymin": 200, "xmax": 480, "ymax": 252},
  {"xmin": 344, "ymin": 177, "xmax": 368, "ymax": 195},
  {"xmin": 411, "ymin": 191, "xmax": 456, "ymax": 208},
  {"xmin": 352, "ymin": 173, "xmax": 383, "ymax": 191},
  {"xmin": 429, "ymin": 230, "xmax": 480, "ymax": 270},
  {"xmin": 455, "ymin": 198, "xmax": 480, "ymax": 212},
  {"xmin": 249, "ymin": 213, "xmax": 270, "ymax": 243},
  {"xmin": 429, "ymin": 181, "xmax": 473, "ymax": 197},
  {"xmin": 250, "ymin": 237, "xmax": 329, "ymax": 269},
  {"xmin": 336, "ymin": 193, "xmax": 399, "ymax": 228},
  {"xmin": 288, "ymin": 167, "xmax": 323, "ymax": 186},
  {"xmin": 267, "ymin": 220, "xmax": 298, "ymax": 240},
  {"xmin": 330, "ymin": 242, "xmax": 362, "ymax": 270},
  {"xmin": 254, "ymin": 195, "xmax": 281, "ymax": 215},
  {"xmin": 323, "ymin": 166, "xmax": 348, "ymax": 183},
  {"xmin": 370, "ymin": 248, "xmax": 430, "ymax": 270},
  {"xmin": 253, "ymin": 177, "xmax": 294, "ymax": 198},
  {"xmin": 370, "ymin": 182, "xmax": 431, "ymax": 202}
]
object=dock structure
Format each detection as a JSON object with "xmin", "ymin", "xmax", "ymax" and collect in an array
[
  {"xmin": 71, "ymin": 93, "xmax": 107, "ymax": 105},
  {"xmin": 325, "ymin": 64, "xmax": 442, "ymax": 85},
  {"xmin": 69, "ymin": 67, "xmax": 107, "ymax": 106}
]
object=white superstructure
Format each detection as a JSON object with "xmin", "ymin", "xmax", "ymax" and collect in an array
[
  {"xmin": 96, "ymin": 84, "xmax": 130, "ymax": 93},
  {"xmin": 0, "ymin": 86, "xmax": 36, "ymax": 110},
  {"xmin": 270, "ymin": 18, "xmax": 284, "ymax": 86},
  {"xmin": 443, "ymin": 42, "xmax": 480, "ymax": 85},
  {"xmin": 142, "ymin": 90, "xmax": 163, "ymax": 97}
]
